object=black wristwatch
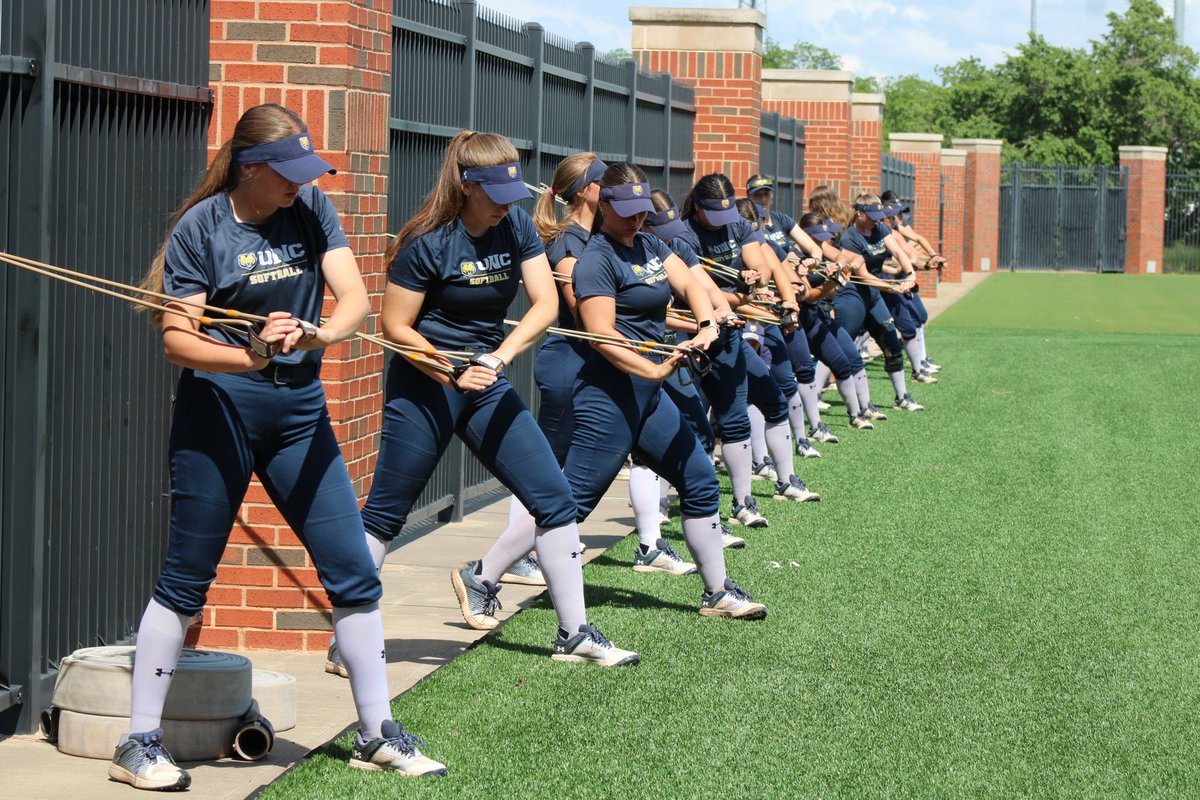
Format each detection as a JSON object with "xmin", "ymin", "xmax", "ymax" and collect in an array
[
  {"xmin": 469, "ymin": 352, "xmax": 506, "ymax": 372},
  {"xmin": 697, "ymin": 319, "xmax": 716, "ymax": 331}
]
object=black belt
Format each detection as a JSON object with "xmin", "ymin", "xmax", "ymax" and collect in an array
[{"xmin": 247, "ymin": 362, "xmax": 319, "ymax": 386}]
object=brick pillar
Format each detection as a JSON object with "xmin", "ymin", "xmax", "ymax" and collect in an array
[
  {"xmin": 762, "ymin": 69, "xmax": 853, "ymax": 201},
  {"xmin": 850, "ymin": 93, "xmax": 884, "ymax": 195},
  {"xmin": 951, "ymin": 138, "xmax": 1003, "ymax": 272},
  {"xmin": 938, "ymin": 149, "xmax": 966, "ymax": 284},
  {"xmin": 630, "ymin": 7, "xmax": 764, "ymax": 188},
  {"xmin": 889, "ymin": 133, "xmax": 943, "ymax": 297},
  {"xmin": 194, "ymin": 1, "xmax": 391, "ymax": 651},
  {"xmin": 1119, "ymin": 146, "xmax": 1167, "ymax": 274}
]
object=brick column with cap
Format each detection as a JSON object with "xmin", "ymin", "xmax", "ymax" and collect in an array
[
  {"xmin": 190, "ymin": 0, "xmax": 391, "ymax": 651},
  {"xmin": 630, "ymin": 6, "xmax": 765, "ymax": 188},
  {"xmin": 850, "ymin": 93, "xmax": 884, "ymax": 195},
  {"xmin": 951, "ymin": 138, "xmax": 1002, "ymax": 273},
  {"xmin": 762, "ymin": 69, "xmax": 854, "ymax": 201},
  {"xmin": 889, "ymin": 133, "xmax": 944, "ymax": 296},
  {"xmin": 1119, "ymin": 146, "xmax": 1167, "ymax": 274},
  {"xmin": 938, "ymin": 149, "xmax": 966, "ymax": 284}
]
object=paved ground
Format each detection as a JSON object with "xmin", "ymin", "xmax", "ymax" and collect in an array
[{"xmin": 0, "ymin": 270, "xmax": 990, "ymax": 799}]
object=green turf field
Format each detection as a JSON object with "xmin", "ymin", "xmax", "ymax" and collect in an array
[{"xmin": 263, "ymin": 274, "xmax": 1200, "ymax": 799}]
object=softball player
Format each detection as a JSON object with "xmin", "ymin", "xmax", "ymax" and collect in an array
[
  {"xmin": 112, "ymin": 104, "xmax": 444, "ymax": 791},
  {"xmin": 561, "ymin": 162, "xmax": 766, "ymax": 619},
  {"xmin": 358, "ymin": 131, "xmax": 637, "ymax": 667}
]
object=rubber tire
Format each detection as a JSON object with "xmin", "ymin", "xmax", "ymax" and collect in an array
[
  {"xmin": 52, "ymin": 646, "xmax": 251, "ymax": 721},
  {"xmin": 56, "ymin": 708, "xmax": 239, "ymax": 761},
  {"xmin": 251, "ymin": 669, "xmax": 296, "ymax": 733}
]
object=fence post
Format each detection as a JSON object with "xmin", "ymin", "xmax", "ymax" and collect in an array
[
  {"xmin": 526, "ymin": 23, "xmax": 545, "ymax": 186},
  {"xmin": 1011, "ymin": 163, "xmax": 1022, "ymax": 271},
  {"xmin": 458, "ymin": 0, "xmax": 477, "ymax": 130},
  {"xmin": 441, "ymin": 442, "xmax": 467, "ymax": 523},
  {"xmin": 1054, "ymin": 163, "xmax": 1065, "ymax": 269},
  {"xmin": 624, "ymin": 58, "xmax": 637, "ymax": 162},
  {"xmin": 578, "ymin": 42, "xmax": 595, "ymax": 151},
  {"xmin": 661, "ymin": 71, "xmax": 673, "ymax": 188},
  {"xmin": 1095, "ymin": 165, "xmax": 1107, "ymax": 272}
]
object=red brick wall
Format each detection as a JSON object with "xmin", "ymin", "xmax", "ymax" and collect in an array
[
  {"xmin": 850, "ymin": 118, "xmax": 881, "ymax": 195},
  {"xmin": 764, "ymin": 99, "xmax": 851, "ymax": 201},
  {"xmin": 1121, "ymin": 153, "xmax": 1167, "ymax": 274},
  {"xmin": 190, "ymin": 0, "xmax": 391, "ymax": 652},
  {"xmin": 961, "ymin": 149, "xmax": 1001, "ymax": 272},
  {"xmin": 636, "ymin": 50, "xmax": 761, "ymax": 188},
  {"xmin": 938, "ymin": 162, "xmax": 965, "ymax": 283}
]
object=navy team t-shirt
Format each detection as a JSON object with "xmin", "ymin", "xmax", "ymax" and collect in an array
[
  {"xmin": 163, "ymin": 184, "xmax": 348, "ymax": 367},
  {"xmin": 389, "ymin": 206, "xmax": 544, "ymax": 351},
  {"xmin": 545, "ymin": 221, "xmax": 590, "ymax": 330},
  {"xmin": 678, "ymin": 216, "xmax": 758, "ymax": 291},
  {"xmin": 839, "ymin": 221, "xmax": 893, "ymax": 274},
  {"xmin": 573, "ymin": 231, "xmax": 673, "ymax": 348},
  {"xmin": 761, "ymin": 210, "xmax": 797, "ymax": 260}
]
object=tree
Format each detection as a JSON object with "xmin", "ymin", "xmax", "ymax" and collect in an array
[{"xmin": 762, "ymin": 38, "xmax": 842, "ymax": 70}]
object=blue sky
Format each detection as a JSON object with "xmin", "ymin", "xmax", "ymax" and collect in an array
[{"xmin": 496, "ymin": 0, "xmax": 1199, "ymax": 81}]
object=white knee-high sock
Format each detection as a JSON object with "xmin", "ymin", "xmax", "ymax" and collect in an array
[
  {"xmin": 815, "ymin": 361, "xmax": 831, "ymax": 390},
  {"xmin": 332, "ymin": 604, "xmax": 391, "ymax": 740},
  {"xmin": 366, "ymin": 532, "xmax": 388, "ymax": 574},
  {"xmin": 764, "ymin": 420, "xmax": 795, "ymax": 482},
  {"xmin": 837, "ymin": 377, "xmax": 862, "ymax": 418},
  {"xmin": 889, "ymin": 369, "xmax": 909, "ymax": 398},
  {"xmin": 125, "ymin": 599, "xmax": 191, "ymax": 740},
  {"xmin": 787, "ymin": 391, "xmax": 809, "ymax": 442},
  {"xmin": 479, "ymin": 504, "xmax": 537, "ymax": 584},
  {"xmin": 795, "ymin": 382, "xmax": 822, "ymax": 431},
  {"xmin": 853, "ymin": 369, "xmax": 872, "ymax": 410},
  {"xmin": 748, "ymin": 405, "xmax": 768, "ymax": 463},
  {"xmin": 720, "ymin": 438, "xmax": 754, "ymax": 504},
  {"xmin": 915, "ymin": 326, "xmax": 930, "ymax": 365},
  {"xmin": 535, "ymin": 523, "xmax": 587, "ymax": 633},
  {"xmin": 904, "ymin": 337, "xmax": 923, "ymax": 374},
  {"xmin": 680, "ymin": 514, "xmax": 728, "ymax": 593},
  {"xmin": 628, "ymin": 465, "xmax": 662, "ymax": 550}
]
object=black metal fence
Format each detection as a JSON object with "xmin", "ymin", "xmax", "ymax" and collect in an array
[
  {"xmin": 0, "ymin": 0, "xmax": 211, "ymax": 735},
  {"xmin": 880, "ymin": 153, "xmax": 916, "ymax": 214},
  {"xmin": 1164, "ymin": 171, "xmax": 1200, "ymax": 273},
  {"xmin": 758, "ymin": 110, "xmax": 805, "ymax": 219},
  {"xmin": 999, "ymin": 163, "xmax": 1126, "ymax": 272}
]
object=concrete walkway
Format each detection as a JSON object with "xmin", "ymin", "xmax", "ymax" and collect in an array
[{"xmin": 0, "ymin": 270, "xmax": 992, "ymax": 800}]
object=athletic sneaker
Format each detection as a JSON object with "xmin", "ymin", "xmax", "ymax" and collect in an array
[
  {"xmin": 816, "ymin": 399, "xmax": 832, "ymax": 411},
  {"xmin": 751, "ymin": 456, "xmax": 777, "ymax": 482},
  {"xmin": 820, "ymin": 382, "xmax": 838, "ymax": 394},
  {"xmin": 349, "ymin": 719, "xmax": 447, "ymax": 776},
  {"xmin": 795, "ymin": 438, "xmax": 821, "ymax": 459},
  {"xmin": 773, "ymin": 474, "xmax": 821, "ymax": 502},
  {"xmin": 849, "ymin": 414, "xmax": 874, "ymax": 430},
  {"xmin": 108, "ymin": 728, "xmax": 191, "ymax": 791},
  {"xmin": 500, "ymin": 553, "xmax": 545, "ymax": 586},
  {"xmin": 864, "ymin": 403, "xmax": 888, "ymax": 421},
  {"xmin": 325, "ymin": 638, "xmax": 348, "ymax": 678},
  {"xmin": 699, "ymin": 578, "xmax": 767, "ymax": 620},
  {"xmin": 451, "ymin": 562, "xmax": 502, "ymax": 630},
  {"xmin": 633, "ymin": 538, "xmax": 697, "ymax": 575},
  {"xmin": 912, "ymin": 370, "xmax": 939, "ymax": 384},
  {"xmin": 922, "ymin": 358, "xmax": 941, "ymax": 374},
  {"xmin": 894, "ymin": 393, "xmax": 924, "ymax": 412},
  {"xmin": 551, "ymin": 624, "xmax": 639, "ymax": 666},
  {"xmin": 729, "ymin": 495, "xmax": 769, "ymax": 528},
  {"xmin": 720, "ymin": 523, "xmax": 746, "ymax": 549},
  {"xmin": 810, "ymin": 421, "xmax": 839, "ymax": 444}
]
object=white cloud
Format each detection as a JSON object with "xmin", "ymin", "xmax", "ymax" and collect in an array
[{"xmin": 902, "ymin": 5, "xmax": 929, "ymax": 22}]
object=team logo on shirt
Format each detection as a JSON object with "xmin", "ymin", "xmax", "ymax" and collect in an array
[
  {"xmin": 634, "ymin": 257, "xmax": 668, "ymax": 284},
  {"xmin": 461, "ymin": 253, "xmax": 512, "ymax": 285},
  {"xmin": 299, "ymin": 136, "xmax": 311, "ymax": 150},
  {"xmin": 631, "ymin": 264, "xmax": 644, "ymax": 275},
  {"xmin": 238, "ymin": 252, "xmax": 258, "ymax": 270},
  {"xmin": 238, "ymin": 243, "xmax": 307, "ymax": 284},
  {"xmin": 460, "ymin": 260, "xmax": 478, "ymax": 276}
]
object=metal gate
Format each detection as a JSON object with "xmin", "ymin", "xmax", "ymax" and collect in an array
[
  {"xmin": 1163, "ymin": 171, "xmax": 1200, "ymax": 273},
  {"xmin": 999, "ymin": 163, "xmax": 1127, "ymax": 271},
  {"xmin": 880, "ymin": 153, "xmax": 916, "ymax": 213},
  {"xmin": 1, "ymin": 0, "xmax": 210, "ymax": 735}
]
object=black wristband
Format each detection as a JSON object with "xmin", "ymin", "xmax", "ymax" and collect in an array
[
  {"xmin": 248, "ymin": 326, "xmax": 281, "ymax": 360},
  {"xmin": 469, "ymin": 352, "xmax": 505, "ymax": 372}
]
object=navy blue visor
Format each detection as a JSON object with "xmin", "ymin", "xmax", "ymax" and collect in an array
[
  {"xmin": 563, "ymin": 158, "xmax": 608, "ymax": 201},
  {"xmin": 853, "ymin": 202, "xmax": 890, "ymax": 221},
  {"xmin": 461, "ymin": 161, "xmax": 531, "ymax": 204},
  {"xmin": 696, "ymin": 195, "xmax": 741, "ymax": 226},
  {"xmin": 746, "ymin": 176, "xmax": 774, "ymax": 194},
  {"xmin": 802, "ymin": 221, "xmax": 841, "ymax": 242},
  {"xmin": 233, "ymin": 132, "xmax": 335, "ymax": 183},
  {"xmin": 752, "ymin": 200, "xmax": 767, "ymax": 222},
  {"xmin": 644, "ymin": 206, "xmax": 687, "ymax": 240},
  {"xmin": 599, "ymin": 182, "xmax": 654, "ymax": 217}
]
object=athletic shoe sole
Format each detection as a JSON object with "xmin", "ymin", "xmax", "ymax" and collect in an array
[
  {"xmin": 632, "ymin": 562, "xmax": 698, "ymax": 575},
  {"xmin": 698, "ymin": 604, "xmax": 768, "ymax": 620},
  {"xmin": 549, "ymin": 652, "xmax": 640, "ymax": 667},
  {"xmin": 348, "ymin": 758, "xmax": 448, "ymax": 777},
  {"xmin": 107, "ymin": 764, "xmax": 191, "ymax": 791},
  {"xmin": 450, "ymin": 569, "xmax": 499, "ymax": 630},
  {"xmin": 324, "ymin": 659, "xmax": 348, "ymax": 679},
  {"xmin": 499, "ymin": 572, "xmax": 546, "ymax": 586},
  {"xmin": 727, "ymin": 516, "xmax": 768, "ymax": 528},
  {"xmin": 773, "ymin": 492, "xmax": 821, "ymax": 502}
]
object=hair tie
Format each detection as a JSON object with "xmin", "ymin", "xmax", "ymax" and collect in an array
[{"xmin": 547, "ymin": 187, "xmax": 555, "ymax": 196}]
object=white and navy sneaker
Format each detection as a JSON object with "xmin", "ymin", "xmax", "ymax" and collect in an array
[
  {"xmin": 864, "ymin": 403, "xmax": 888, "ymax": 421},
  {"xmin": 551, "ymin": 624, "xmax": 639, "ymax": 666},
  {"xmin": 633, "ymin": 539, "xmax": 697, "ymax": 575},
  {"xmin": 912, "ymin": 370, "xmax": 939, "ymax": 384},
  {"xmin": 751, "ymin": 456, "xmax": 777, "ymax": 482},
  {"xmin": 795, "ymin": 437, "xmax": 821, "ymax": 459},
  {"xmin": 773, "ymin": 474, "xmax": 820, "ymax": 502},
  {"xmin": 108, "ymin": 728, "xmax": 191, "ymax": 791},
  {"xmin": 849, "ymin": 414, "xmax": 874, "ymax": 430},
  {"xmin": 894, "ymin": 393, "xmax": 924, "ymax": 412},
  {"xmin": 816, "ymin": 399, "xmax": 832, "ymax": 411},
  {"xmin": 729, "ymin": 495, "xmax": 769, "ymax": 528},
  {"xmin": 720, "ymin": 523, "xmax": 746, "ymax": 549},
  {"xmin": 451, "ymin": 562, "xmax": 502, "ymax": 630},
  {"xmin": 810, "ymin": 421, "xmax": 839, "ymax": 444},
  {"xmin": 923, "ymin": 358, "xmax": 941, "ymax": 374},
  {"xmin": 325, "ymin": 637, "xmax": 348, "ymax": 678},
  {"xmin": 500, "ymin": 553, "xmax": 546, "ymax": 586},
  {"xmin": 349, "ymin": 720, "xmax": 447, "ymax": 776},
  {"xmin": 699, "ymin": 578, "xmax": 767, "ymax": 620}
]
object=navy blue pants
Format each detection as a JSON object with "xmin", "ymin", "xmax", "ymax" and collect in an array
[
  {"xmin": 361, "ymin": 356, "xmax": 577, "ymax": 541},
  {"xmin": 800, "ymin": 305, "xmax": 862, "ymax": 380},
  {"xmin": 909, "ymin": 291, "xmax": 929, "ymax": 325},
  {"xmin": 699, "ymin": 326, "xmax": 752, "ymax": 443},
  {"xmin": 154, "ymin": 369, "xmax": 379, "ymax": 615},
  {"xmin": 533, "ymin": 334, "xmax": 589, "ymax": 464},
  {"xmin": 833, "ymin": 287, "xmax": 904, "ymax": 370},
  {"xmin": 744, "ymin": 340, "xmax": 790, "ymax": 423},
  {"xmin": 563, "ymin": 357, "xmax": 719, "ymax": 519},
  {"xmin": 662, "ymin": 368, "xmax": 714, "ymax": 454},
  {"xmin": 880, "ymin": 289, "xmax": 919, "ymax": 340},
  {"xmin": 763, "ymin": 323, "xmax": 807, "ymax": 393}
]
